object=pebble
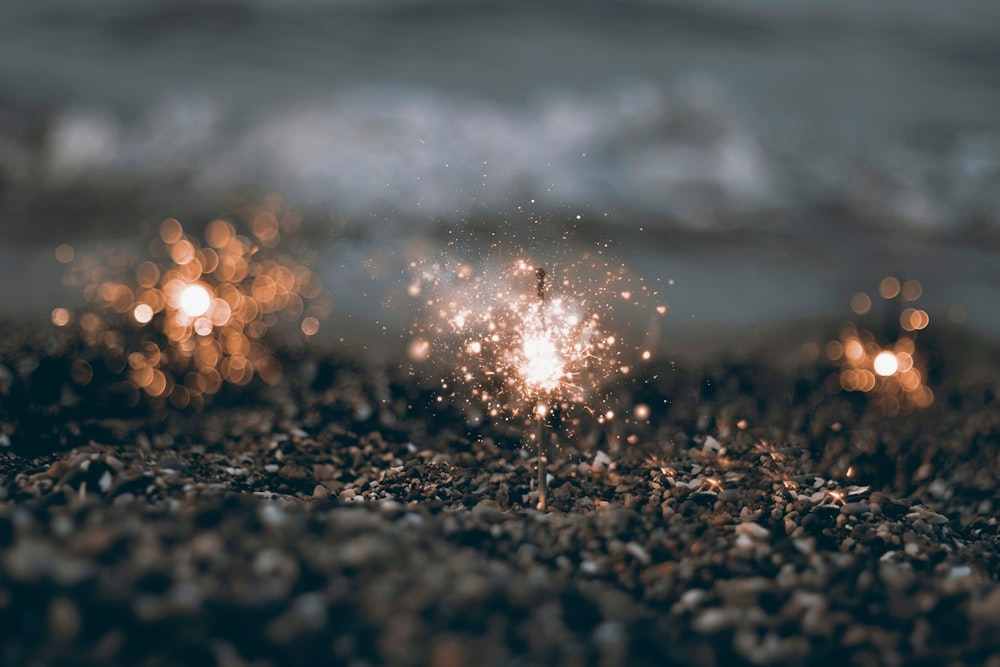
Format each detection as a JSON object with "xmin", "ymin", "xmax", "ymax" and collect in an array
[
  {"xmin": 693, "ymin": 607, "xmax": 741, "ymax": 633},
  {"xmin": 625, "ymin": 542, "xmax": 651, "ymax": 565},
  {"xmin": 259, "ymin": 503, "xmax": 287, "ymax": 528},
  {"xmin": 157, "ymin": 455, "xmax": 186, "ymax": 472},
  {"xmin": 907, "ymin": 506, "xmax": 949, "ymax": 525},
  {"xmin": 840, "ymin": 502, "xmax": 869, "ymax": 516},
  {"xmin": 735, "ymin": 522, "xmax": 770, "ymax": 540},
  {"xmin": 592, "ymin": 450, "xmax": 612, "ymax": 470},
  {"xmin": 48, "ymin": 597, "xmax": 81, "ymax": 642}
]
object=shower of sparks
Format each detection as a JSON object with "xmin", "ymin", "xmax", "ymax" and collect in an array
[
  {"xmin": 829, "ymin": 277, "xmax": 933, "ymax": 415},
  {"xmin": 407, "ymin": 254, "xmax": 665, "ymax": 427},
  {"xmin": 55, "ymin": 200, "xmax": 328, "ymax": 409}
]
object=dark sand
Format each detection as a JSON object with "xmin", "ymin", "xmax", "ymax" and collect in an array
[{"xmin": 1, "ymin": 324, "xmax": 999, "ymax": 667}]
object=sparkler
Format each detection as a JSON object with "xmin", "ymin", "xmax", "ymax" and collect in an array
[{"xmin": 407, "ymin": 250, "xmax": 664, "ymax": 510}]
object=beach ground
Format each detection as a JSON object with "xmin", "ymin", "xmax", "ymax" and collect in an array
[{"xmin": 1, "ymin": 323, "xmax": 998, "ymax": 667}]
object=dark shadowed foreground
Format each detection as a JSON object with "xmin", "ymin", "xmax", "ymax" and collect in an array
[{"xmin": 1, "ymin": 324, "xmax": 999, "ymax": 667}]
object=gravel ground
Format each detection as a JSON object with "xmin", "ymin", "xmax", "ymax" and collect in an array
[{"xmin": 1, "ymin": 324, "xmax": 999, "ymax": 667}]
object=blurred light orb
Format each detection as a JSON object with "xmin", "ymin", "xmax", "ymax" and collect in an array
[
  {"xmin": 51, "ymin": 307, "xmax": 71, "ymax": 327},
  {"xmin": 179, "ymin": 284, "xmax": 211, "ymax": 318},
  {"xmin": 133, "ymin": 303, "xmax": 154, "ymax": 324},
  {"xmin": 873, "ymin": 350, "xmax": 899, "ymax": 376}
]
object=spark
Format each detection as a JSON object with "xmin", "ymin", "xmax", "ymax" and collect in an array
[
  {"xmin": 643, "ymin": 454, "xmax": 675, "ymax": 477},
  {"xmin": 825, "ymin": 489, "xmax": 846, "ymax": 506}
]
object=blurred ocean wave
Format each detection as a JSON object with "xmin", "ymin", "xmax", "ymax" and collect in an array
[
  {"xmin": 1, "ymin": 0, "xmax": 998, "ymax": 234},
  {"xmin": 6, "ymin": 78, "xmax": 999, "ymax": 238},
  {"xmin": 0, "ymin": 0, "xmax": 998, "ymax": 346}
]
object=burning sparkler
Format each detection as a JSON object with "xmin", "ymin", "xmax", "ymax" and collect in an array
[
  {"xmin": 54, "ymin": 199, "xmax": 329, "ymax": 410},
  {"xmin": 407, "ymin": 251, "xmax": 665, "ymax": 510}
]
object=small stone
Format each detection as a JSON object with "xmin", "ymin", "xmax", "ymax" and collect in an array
[
  {"xmin": 259, "ymin": 503, "xmax": 287, "ymax": 529},
  {"xmin": 793, "ymin": 538, "xmax": 815, "ymax": 555},
  {"xmin": 625, "ymin": 542, "xmax": 651, "ymax": 565},
  {"xmin": 157, "ymin": 456, "xmax": 186, "ymax": 472},
  {"xmin": 840, "ymin": 502, "xmax": 869, "ymax": 516},
  {"xmin": 98, "ymin": 470, "xmax": 113, "ymax": 494},
  {"xmin": 718, "ymin": 489, "xmax": 740, "ymax": 502},
  {"xmin": 693, "ymin": 607, "xmax": 740, "ymax": 633},
  {"xmin": 48, "ymin": 597, "xmax": 81, "ymax": 642},
  {"xmin": 677, "ymin": 589, "xmax": 707, "ymax": 611},
  {"xmin": 907, "ymin": 506, "xmax": 948, "ymax": 525},
  {"xmin": 593, "ymin": 450, "xmax": 612, "ymax": 470},
  {"xmin": 736, "ymin": 522, "xmax": 770, "ymax": 540}
]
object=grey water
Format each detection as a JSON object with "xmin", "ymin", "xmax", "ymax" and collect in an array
[{"xmin": 1, "ymin": 0, "xmax": 999, "ymax": 357}]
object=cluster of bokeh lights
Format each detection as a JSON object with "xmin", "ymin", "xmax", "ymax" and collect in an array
[
  {"xmin": 829, "ymin": 277, "xmax": 933, "ymax": 414},
  {"xmin": 53, "ymin": 204, "xmax": 327, "ymax": 408}
]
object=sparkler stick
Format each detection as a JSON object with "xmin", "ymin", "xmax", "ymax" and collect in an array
[{"xmin": 534, "ymin": 267, "xmax": 549, "ymax": 511}]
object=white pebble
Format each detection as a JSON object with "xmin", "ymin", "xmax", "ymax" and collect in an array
[
  {"xmin": 259, "ymin": 503, "xmax": 286, "ymax": 528},
  {"xmin": 593, "ymin": 450, "xmax": 612, "ymax": 470},
  {"xmin": 626, "ymin": 542, "xmax": 651, "ymax": 565},
  {"xmin": 98, "ymin": 470, "xmax": 113, "ymax": 494},
  {"xmin": 736, "ymin": 522, "xmax": 770, "ymax": 540}
]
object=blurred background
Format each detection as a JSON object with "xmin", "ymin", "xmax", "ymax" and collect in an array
[{"xmin": 1, "ymin": 0, "xmax": 999, "ymax": 360}]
